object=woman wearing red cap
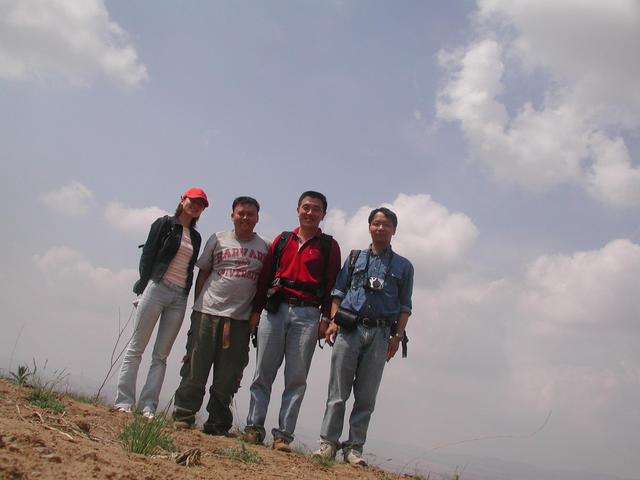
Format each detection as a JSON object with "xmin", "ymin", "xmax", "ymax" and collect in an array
[{"xmin": 115, "ymin": 187, "xmax": 209, "ymax": 418}]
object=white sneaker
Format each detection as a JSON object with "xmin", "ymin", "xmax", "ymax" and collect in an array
[
  {"xmin": 116, "ymin": 406, "xmax": 132, "ymax": 414},
  {"xmin": 312, "ymin": 441, "xmax": 337, "ymax": 460},
  {"xmin": 344, "ymin": 449, "xmax": 367, "ymax": 466},
  {"xmin": 142, "ymin": 411, "xmax": 155, "ymax": 420}
]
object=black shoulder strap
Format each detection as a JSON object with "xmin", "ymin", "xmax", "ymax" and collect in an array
[
  {"xmin": 317, "ymin": 233, "xmax": 333, "ymax": 292},
  {"xmin": 271, "ymin": 231, "xmax": 293, "ymax": 278},
  {"xmin": 346, "ymin": 249, "xmax": 361, "ymax": 288}
]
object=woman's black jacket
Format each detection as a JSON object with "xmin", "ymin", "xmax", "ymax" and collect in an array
[{"xmin": 133, "ymin": 215, "xmax": 202, "ymax": 295}]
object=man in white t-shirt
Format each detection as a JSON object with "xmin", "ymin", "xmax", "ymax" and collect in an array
[{"xmin": 172, "ymin": 196, "xmax": 269, "ymax": 434}]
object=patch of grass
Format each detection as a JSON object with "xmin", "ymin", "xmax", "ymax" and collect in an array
[
  {"xmin": 119, "ymin": 414, "xmax": 176, "ymax": 455},
  {"xmin": 219, "ymin": 441, "xmax": 263, "ymax": 464},
  {"xmin": 30, "ymin": 388, "xmax": 65, "ymax": 413},
  {"xmin": 63, "ymin": 388, "xmax": 109, "ymax": 407},
  {"xmin": 411, "ymin": 474, "xmax": 430, "ymax": 480},
  {"xmin": 379, "ymin": 474, "xmax": 395, "ymax": 480},
  {"xmin": 27, "ymin": 360, "xmax": 69, "ymax": 413},
  {"xmin": 9, "ymin": 364, "xmax": 32, "ymax": 386},
  {"xmin": 312, "ymin": 454, "xmax": 335, "ymax": 468},
  {"xmin": 290, "ymin": 443, "xmax": 310, "ymax": 455}
]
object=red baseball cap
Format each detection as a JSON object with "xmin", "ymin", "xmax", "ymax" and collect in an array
[{"xmin": 182, "ymin": 187, "xmax": 209, "ymax": 207}]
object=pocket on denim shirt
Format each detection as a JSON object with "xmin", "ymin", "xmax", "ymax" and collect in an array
[{"xmin": 351, "ymin": 265, "xmax": 367, "ymax": 289}]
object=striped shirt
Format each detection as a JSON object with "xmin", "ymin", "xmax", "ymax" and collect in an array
[{"xmin": 162, "ymin": 227, "xmax": 193, "ymax": 288}]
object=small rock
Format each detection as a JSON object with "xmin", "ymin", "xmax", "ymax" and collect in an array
[
  {"xmin": 76, "ymin": 420, "xmax": 91, "ymax": 433},
  {"xmin": 42, "ymin": 453, "xmax": 62, "ymax": 463}
]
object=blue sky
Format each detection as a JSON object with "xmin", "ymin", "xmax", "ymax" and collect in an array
[{"xmin": 1, "ymin": 1, "xmax": 639, "ymax": 478}]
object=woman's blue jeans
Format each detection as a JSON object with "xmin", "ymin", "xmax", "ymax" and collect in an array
[{"xmin": 115, "ymin": 280, "xmax": 187, "ymax": 413}]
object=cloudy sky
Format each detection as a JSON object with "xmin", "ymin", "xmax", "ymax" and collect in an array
[{"xmin": 1, "ymin": 1, "xmax": 639, "ymax": 478}]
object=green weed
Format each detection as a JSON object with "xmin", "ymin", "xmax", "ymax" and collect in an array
[
  {"xmin": 311, "ymin": 454, "xmax": 335, "ymax": 468},
  {"xmin": 290, "ymin": 443, "xmax": 310, "ymax": 455},
  {"xmin": 64, "ymin": 388, "xmax": 109, "ymax": 407},
  {"xmin": 27, "ymin": 360, "xmax": 69, "ymax": 413},
  {"xmin": 411, "ymin": 474, "xmax": 430, "ymax": 480},
  {"xmin": 9, "ymin": 364, "xmax": 32, "ymax": 386},
  {"xmin": 219, "ymin": 441, "xmax": 263, "ymax": 464},
  {"xmin": 119, "ymin": 414, "xmax": 176, "ymax": 455},
  {"xmin": 29, "ymin": 388, "xmax": 65, "ymax": 413}
]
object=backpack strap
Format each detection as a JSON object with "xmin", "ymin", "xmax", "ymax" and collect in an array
[
  {"xmin": 271, "ymin": 231, "xmax": 293, "ymax": 278},
  {"xmin": 316, "ymin": 233, "xmax": 333, "ymax": 297},
  {"xmin": 346, "ymin": 249, "xmax": 361, "ymax": 288}
]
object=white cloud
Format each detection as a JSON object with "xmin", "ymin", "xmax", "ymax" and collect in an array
[
  {"xmin": 392, "ymin": 238, "xmax": 640, "ymax": 474},
  {"xmin": 518, "ymin": 238, "xmax": 640, "ymax": 334},
  {"xmin": 105, "ymin": 201, "xmax": 168, "ymax": 238},
  {"xmin": 33, "ymin": 246, "xmax": 136, "ymax": 291},
  {"xmin": 436, "ymin": 0, "xmax": 640, "ymax": 207},
  {"xmin": 41, "ymin": 181, "xmax": 94, "ymax": 216},
  {"xmin": 324, "ymin": 193, "xmax": 478, "ymax": 284},
  {"xmin": 0, "ymin": 0, "xmax": 148, "ymax": 87}
]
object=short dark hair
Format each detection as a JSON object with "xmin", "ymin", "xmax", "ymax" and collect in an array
[
  {"xmin": 232, "ymin": 196, "xmax": 260, "ymax": 212},
  {"xmin": 368, "ymin": 207, "xmax": 398, "ymax": 228},
  {"xmin": 298, "ymin": 191, "xmax": 327, "ymax": 212}
]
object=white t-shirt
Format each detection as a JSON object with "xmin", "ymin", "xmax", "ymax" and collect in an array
[{"xmin": 193, "ymin": 230, "xmax": 269, "ymax": 320}]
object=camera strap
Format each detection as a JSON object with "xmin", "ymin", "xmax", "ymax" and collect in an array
[{"xmin": 364, "ymin": 248, "xmax": 394, "ymax": 285}]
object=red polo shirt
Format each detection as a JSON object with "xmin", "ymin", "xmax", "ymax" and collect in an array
[{"xmin": 252, "ymin": 227, "xmax": 341, "ymax": 317}]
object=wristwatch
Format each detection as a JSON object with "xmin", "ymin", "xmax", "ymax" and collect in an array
[{"xmin": 393, "ymin": 332, "xmax": 404, "ymax": 340}]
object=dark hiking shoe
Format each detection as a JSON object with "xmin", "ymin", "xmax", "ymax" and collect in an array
[
  {"xmin": 272, "ymin": 437, "xmax": 291, "ymax": 453},
  {"xmin": 241, "ymin": 428, "xmax": 263, "ymax": 445},
  {"xmin": 202, "ymin": 423, "xmax": 230, "ymax": 436}
]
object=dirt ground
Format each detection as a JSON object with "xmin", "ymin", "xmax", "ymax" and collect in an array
[{"xmin": 0, "ymin": 379, "xmax": 409, "ymax": 480}]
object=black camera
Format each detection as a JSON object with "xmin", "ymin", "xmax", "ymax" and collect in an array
[
  {"xmin": 365, "ymin": 277, "xmax": 385, "ymax": 291},
  {"xmin": 265, "ymin": 288, "xmax": 284, "ymax": 313}
]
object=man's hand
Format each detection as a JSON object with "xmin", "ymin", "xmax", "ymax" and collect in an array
[
  {"xmin": 249, "ymin": 312, "xmax": 260, "ymax": 335},
  {"xmin": 386, "ymin": 336, "xmax": 401, "ymax": 362},
  {"xmin": 325, "ymin": 321, "xmax": 339, "ymax": 346},
  {"xmin": 318, "ymin": 317, "xmax": 330, "ymax": 339}
]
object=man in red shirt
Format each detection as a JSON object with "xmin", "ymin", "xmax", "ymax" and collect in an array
[{"xmin": 244, "ymin": 191, "xmax": 341, "ymax": 452}]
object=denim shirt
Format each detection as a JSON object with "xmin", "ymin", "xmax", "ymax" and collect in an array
[{"xmin": 331, "ymin": 245, "xmax": 413, "ymax": 320}]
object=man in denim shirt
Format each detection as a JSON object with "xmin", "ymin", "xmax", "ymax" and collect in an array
[{"xmin": 313, "ymin": 207, "xmax": 414, "ymax": 466}]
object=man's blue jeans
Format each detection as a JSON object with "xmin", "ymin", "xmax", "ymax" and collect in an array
[
  {"xmin": 319, "ymin": 324, "xmax": 389, "ymax": 453},
  {"xmin": 115, "ymin": 279, "xmax": 188, "ymax": 413},
  {"xmin": 246, "ymin": 302, "xmax": 320, "ymax": 443}
]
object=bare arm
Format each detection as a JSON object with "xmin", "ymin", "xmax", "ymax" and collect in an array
[
  {"xmin": 194, "ymin": 268, "xmax": 210, "ymax": 302},
  {"xmin": 324, "ymin": 297, "xmax": 342, "ymax": 345}
]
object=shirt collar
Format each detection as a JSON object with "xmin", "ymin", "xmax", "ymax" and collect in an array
[
  {"xmin": 293, "ymin": 226, "xmax": 322, "ymax": 239},
  {"xmin": 368, "ymin": 244, "xmax": 393, "ymax": 256}
]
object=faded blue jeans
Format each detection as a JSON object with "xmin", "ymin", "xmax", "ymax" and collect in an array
[
  {"xmin": 319, "ymin": 324, "xmax": 390, "ymax": 453},
  {"xmin": 115, "ymin": 279, "xmax": 188, "ymax": 413},
  {"xmin": 246, "ymin": 302, "xmax": 320, "ymax": 443}
]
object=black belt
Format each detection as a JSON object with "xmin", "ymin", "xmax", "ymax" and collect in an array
[
  {"xmin": 359, "ymin": 316, "xmax": 390, "ymax": 328},
  {"xmin": 285, "ymin": 296, "xmax": 320, "ymax": 308}
]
